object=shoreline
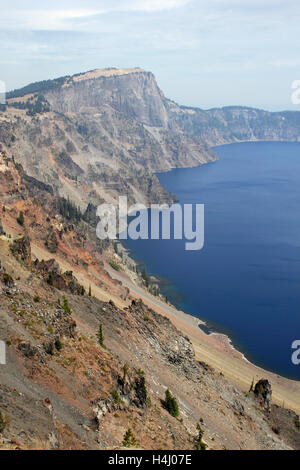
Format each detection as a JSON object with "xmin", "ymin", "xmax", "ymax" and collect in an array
[
  {"xmin": 121, "ymin": 242, "xmax": 300, "ymax": 383},
  {"xmin": 118, "ymin": 241, "xmax": 300, "ymax": 384},
  {"xmin": 105, "ymin": 260, "xmax": 300, "ymax": 414},
  {"xmin": 28, "ymin": 236, "xmax": 300, "ymax": 415}
]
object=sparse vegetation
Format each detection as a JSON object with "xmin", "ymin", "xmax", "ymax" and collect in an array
[
  {"xmin": 111, "ymin": 390, "xmax": 121, "ymax": 404},
  {"xmin": 164, "ymin": 389, "xmax": 180, "ymax": 418},
  {"xmin": 62, "ymin": 296, "xmax": 72, "ymax": 315},
  {"xmin": 122, "ymin": 428, "xmax": 137, "ymax": 448},
  {"xmin": 195, "ymin": 423, "xmax": 207, "ymax": 450},
  {"xmin": 9, "ymin": 95, "xmax": 51, "ymax": 115},
  {"xmin": 55, "ymin": 339, "xmax": 63, "ymax": 351},
  {"xmin": 7, "ymin": 76, "xmax": 68, "ymax": 99}
]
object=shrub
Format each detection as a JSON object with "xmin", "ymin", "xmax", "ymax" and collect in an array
[
  {"xmin": 55, "ymin": 339, "xmax": 63, "ymax": 351},
  {"xmin": 122, "ymin": 428, "xmax": 137, "ymax": 448},
  {"xmin": 109, "ymin": 260, "xmax": 120, "ymax": 271},
  {"xmin": 111, "ymin": 390, "xmax": 121, "ymax": 404},
  {"xmin": 33, "ymin": 295, "xmax": 40, "ymax": 303},
  {"xmin": 164, "ymin": 389, "xmax": 179, "ymax": 418}
]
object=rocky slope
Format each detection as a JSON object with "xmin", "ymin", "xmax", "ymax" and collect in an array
[{"xmin": 0, "ymin": 148, "xmax": 300, "ymax": 450}]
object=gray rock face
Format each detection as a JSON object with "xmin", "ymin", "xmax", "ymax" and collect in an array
[
  {"xmin": 44, "ymin": 69, "xmax": 300, "ymax": 146},
  {"xmin": 172, "ymin": 105, "xmax": 300, "ymax": 145},
  {"xmin": 45, "ymin": 228, "xmax": 58, "ymax": 254},
  {"xmin": 254, "ymin": 379, "xmax": 272, "ymax": 410},
  {"xmin": 10, "ymin": 235, "xmax": 31, "ymax": 267},
  {"xmin": 45, "ymin": 71, "xmax": 169, "ymax": 127}
]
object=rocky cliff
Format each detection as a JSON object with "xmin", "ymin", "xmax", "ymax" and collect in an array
[{"xmin": 2, "ymin": 68, "xmax": 299, "ymax": 211}]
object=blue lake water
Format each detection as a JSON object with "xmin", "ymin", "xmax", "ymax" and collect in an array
[{"xmin": 124, "ymin": 142, "xmax": 300, "ymax": 380}]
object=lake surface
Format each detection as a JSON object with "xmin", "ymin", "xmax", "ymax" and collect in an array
[{"xmin": 125, "ymin": 142, "xmax": 300, "ymax": 380}]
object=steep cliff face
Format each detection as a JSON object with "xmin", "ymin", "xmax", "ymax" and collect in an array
[
  {"xmin": 2, "ymin": 68, "xmax": 300, "ymax": 211},
  {"xmin": 45, "ymin": 69, "xmax": 169, "ymax": 128},
  {"xmin": 42, "ymin": 69, "xmax": 300, "ymax": 143}
]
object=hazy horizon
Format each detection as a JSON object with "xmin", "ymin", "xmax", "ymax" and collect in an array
[{"xmin": 1, "ymin": 0, "xmax": 300, "ymax": 112}]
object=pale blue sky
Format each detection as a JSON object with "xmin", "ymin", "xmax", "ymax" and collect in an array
[{"xmin": 1, "ymin": 0, "xmax": 300, "ymax": 110}]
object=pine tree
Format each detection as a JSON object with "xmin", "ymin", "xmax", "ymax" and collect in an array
[
  {"xmin": 48, "ymin": 272, "xmax": 54, "ymax": 286},
  {"xmin": 17, "ymin": 211, "xmax": 24, "ymax": 226},
  {"xmin": 88, "ymin": 285, "xmax": 92, "ymax": 297},
  {"xmin": 195, "ymin": 423, "xmax": 207, "ymax": 450},
  {"xmin": 97, "ymin": 323, "xmax": 106, "ymax": 348},
  {"xmin": 142, "ymin": 266, "xmax": 150, "ymax": 288},
  {"xmin": 165, "ymin": 389, "xmax": 179, "ymax": 418},
  {"xmin": 122, "ymin": 428, "xmax": 137, "ymax": 448},
  {"xmin": 62, "ymin": 296, "xmax": 72, "ymax": 315}
]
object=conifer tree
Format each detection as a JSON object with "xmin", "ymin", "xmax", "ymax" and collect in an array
[
  {"xmin": 195, "ymin": 423, "xmax": 207, "ymax": 451},
  {"xmin": 62, "ymin": 296, "xmax": 72, "ymax": 315},
  {"xmin": 165, "ymin": 389, "xmax": 179, "ymax": 418},
  {"xmin": 17, "ymin": 211, "xmax": 24, "ymax": 226},
  {"xmin": 122, "ymin": 428, "xmax": 137, "ymax": 447},
  {"xmin": 97, "ymin": 323, "xmax": 106, "ymax": 348}
]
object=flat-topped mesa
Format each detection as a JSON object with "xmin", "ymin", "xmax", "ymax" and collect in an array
[{"xmin": 44, "ymin": 67, "xmax": 168, "ymax": 127}]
